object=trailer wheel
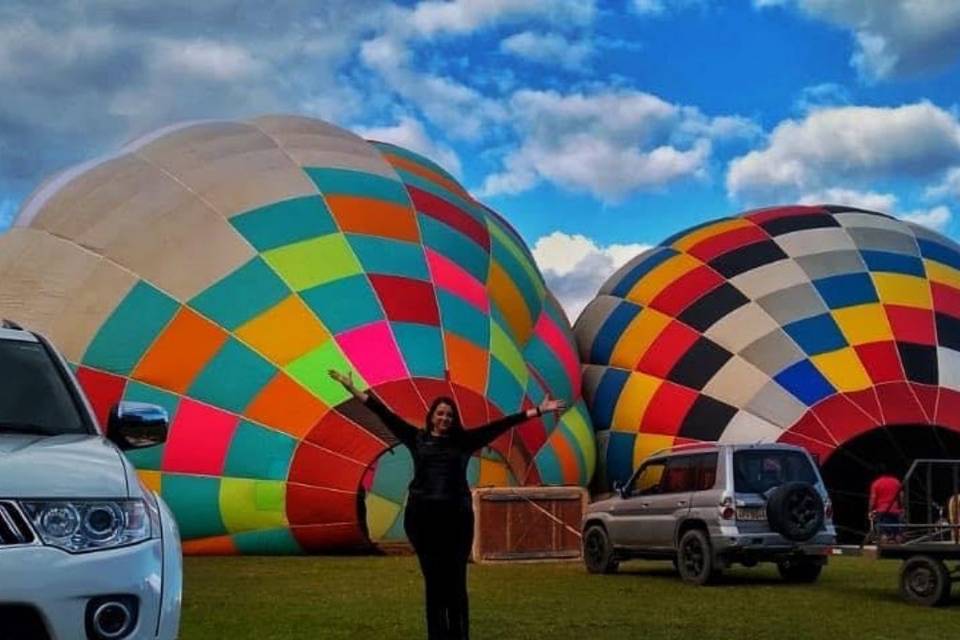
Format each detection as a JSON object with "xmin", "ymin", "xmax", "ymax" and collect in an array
[{"xmin": 900, "ymin": 555, "xmax": 952, "ymax": 607}]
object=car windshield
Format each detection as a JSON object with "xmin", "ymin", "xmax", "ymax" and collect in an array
[
  {"xmin": 0, "ymin": 339, "xmax": 87, "ymax": 436},
  {"xmin": 733, "ymin": 450, "xmax": 818, "ymax": 494}
]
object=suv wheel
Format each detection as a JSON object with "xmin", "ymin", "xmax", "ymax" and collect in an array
[
  {"xmin": 777, "ymin": 558, "xmax": 823, "ymax": 583},
  {"xmin": 900, "ymin": 556, "xmax": 951, "ymax": 606},
  {"xmin": 677, "ymin": 529, "xmax": 719, "ymax": 585},
  {"xmin": 583, "ymin": 525, "xmax": 618, "ymax": 574}
]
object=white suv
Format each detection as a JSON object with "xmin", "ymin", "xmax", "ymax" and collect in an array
[
  {"xmin": 583, "ymin": 443, "xmax": 836, "ymax": 584},
  {"xmin": 0, "ymin": 321, "xmax": 182, "ymax": 639}
]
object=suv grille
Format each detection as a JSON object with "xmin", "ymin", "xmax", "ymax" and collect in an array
[{"xmin": 0, "ymin": 501, "xmax": 35, "ymax": 545}]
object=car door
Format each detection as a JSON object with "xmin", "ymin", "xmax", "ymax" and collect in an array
[
  {"xmin": 608, "ymin": 459, "xmax": 667, "ymax": 548},
  {"xmin": 641, "ymin": 455, "xmax": 696, "ymax": 549}
]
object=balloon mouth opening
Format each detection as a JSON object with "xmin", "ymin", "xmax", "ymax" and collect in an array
[{"xmin": 819, "ymin": 424, "xmax": 960, "ymax": 544}]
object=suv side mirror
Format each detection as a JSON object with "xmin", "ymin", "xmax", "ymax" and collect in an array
[
  {"xmin": 613, "ymin": 480, "xmax": 627, "ymax": 499},
  {"xmin": 107, "ymin": 402, "xmax": 169, "ymax": 451}
]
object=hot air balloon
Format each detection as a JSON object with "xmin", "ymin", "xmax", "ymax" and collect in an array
[
  {"xmin": 0, "ymin": 116, "xmax": 594, "ymax": 554},
  {"xmin": 575, "ymin": 205, "xmax": 960, "ymax": 538}
]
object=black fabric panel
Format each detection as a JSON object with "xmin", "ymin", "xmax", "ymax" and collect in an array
[
  {"xmin": 668, "ymin": 337, "xmax": 732, "ymax": 390},
  {"xmin": 678, "ymin": 283, "xmax": 750, "ymax": 331},
  {"xmin": 897, "ymin": 342, "xmax": 938, "ymax": 385},
  {"xmin": 679, "ymin": 395, "xmax": 738, "ymax": 441},
  {"xmin": 337, "ymin": 397, "xmax": 396, "ymax": 444},
  {"xmin": 708, "ymin": 240, "xmax": 788, "ymax": 278},
  {"xmin": 936, "ymin": 313, "xmax": 960, "ymax": 352},
  {"xmin": 760, "ymin": 213, "xmax": 841, "ymax": 236}
]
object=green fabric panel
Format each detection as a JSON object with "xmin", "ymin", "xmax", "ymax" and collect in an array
[
  {"xmin": 189, "ymin": 257, "xmax": 290, "ymax": 330},
  {"xmin": 347, "ymin": 234, "xmax": 430, "ymax": 280},
  {"xmin": 161, "ymin": 474, "xmax": 226, "ymax": 539},
  {"xmin": 232, "ymin": 528, "xmax": 302, "ymax": 555},
  {"xmin": 370, "ymin": 446, "xmax": 414, "ymax": 504},
  {"xmin": 223, "ymin": 421, "xmax": 297, "ymax": 481},
  {"xmin": 304, "ymin": 168, "xmax": 410, "ymax": 206},
  {"xmin": 230, "ymin": 196, "xmax": 336, "ymax": 252},
  {"xmin": 562, "ymin": 401, "xmax": 596, "ymax": 485},
  {"xmin": 187, "ymin": 339, "xmax": 276, "ymax": 413},
  {"xmin": 220, "ymin": 478, "xmax": 287, "ymax": 533},
  {"xmin": 263, "ymin": 234, "xmax": 362, "ymax": 292},
  {"xmin": 437, "ymin": 290, "xmax": 489, "ymax": 349},
  {"xmin": 489, "ymin": 320, "xmax": 528, "ymax": 387},
  {"xmin": 285, "ymin": 340, "xmax": 367, "ymax": 406},
  {"xmin": 391, "ymin": 322, "xmax": 445, "ymax": 379},
  {"xmin": 83, "ymin": 281, "xmax": 179, "ymax": 375},
  {"xmin": 417, "ymin": 214, "xmax": 490, "ymax": 284},
  {"xmin": 300, "ymin": 275, "xmax": 383, "ymax": 334}
]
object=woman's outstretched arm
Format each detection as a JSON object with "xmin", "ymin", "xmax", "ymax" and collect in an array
[
  {"xmin": 461, "ymin": 395, "xmax": 567, "ymax": 452},
  {"xmin": 328, "ymin": 370, "xmax": 419, "ymax": 447}
]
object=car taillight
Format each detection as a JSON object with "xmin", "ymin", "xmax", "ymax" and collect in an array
[{"xmin": 719, "ymin": 496, "xmax": 735, "ymax": 520}]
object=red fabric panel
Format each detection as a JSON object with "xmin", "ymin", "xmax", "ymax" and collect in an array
[
  {"xmin": 932, "ymin": 282, "xmax": 960, "ymax": 319},
  {"xmin": 413, "ymin": 378, "xmax": 457, "ymax": 416},
  {"xmin": 844, "ymin": 389, "xmax": 884, "ymax": 424},
  {"xmin": 744, "ymin": 205, "xmax": 825, "ymax": 223},
  {"xmin": 290, "ymin": 523, "xmax": 367, "ymax": 551},
  {"xmin": 935, "ymin": 388, "xmax": 960, "ymax": 431},
  {"xmin": 288, "ymin": 441, "xmax": 367, "ymax": 491},
  {"xmin": 875, "ymin": 381, "xmax": 927, "ymax": 425},
  {"xmin": 650, "ymin": 265, "xmax": 724, "ymax": 316},
  {"xmin": 811, "ymin": 394, "xmax": 876, "ymax": 444},
  {"xmin": 75, "ymin": 367, "xmax": 127, "ymax": 432},
  {"xmin": 369, "ymin": 275, "xmax": 440, "ymax": 325},
  {"xmin": 636, "ymin": 320, "xmax": 700, "ymax": 378},
  {"xmin": 303, "ymin": 411, "xmax": 385, "ymax": 464},
  {"xmin": 885, "ymin": 305, "xmax": 936, "ymax": 345},
  {"xmin": 855, "ymin": 341, "xmax": 904, "ymax": 383},
  {"xmin": 409, "ymin": 186, "xmax": 490, "ymax": 251},
  {"xmin": 778, "ymin": 431, "xmax": 836, "ymax": 464},
  {"xmin": 788, "ymin": 411, "xmax": 838, "ymax": 446},
  {"xmin": 640, "ymin": 382, "xmax": 697, "ymax": 436},
  {"xmin": 909, "ymin": 383, "xmax": 939, "ymax": 423},
  {"xmin": 451, "ymin": 382, "xmax": 490, "ymax": 427},
  {"xmin": 687, "ymin": 226, "xmax": 769, "ymax": 262},
  {"xmin": 374, "ymin": 378, "xmax": 429, "ymax": 424},
  {"xmin": 286, "ymin": 485, "xmax": 359, "ymax": 526},
  {"xmin": 516, "ymin": 419, "xmax": 547, "ymax": 460}
]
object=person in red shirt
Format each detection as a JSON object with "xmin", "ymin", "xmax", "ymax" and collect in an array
[{"xmin": 869, "ymin": 465, "xmax": 904, "ymax": 543}]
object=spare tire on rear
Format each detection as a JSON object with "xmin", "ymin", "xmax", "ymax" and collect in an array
[{"xmin": 766, "ymin": 482, "xmax": 824, "ymax": 542}]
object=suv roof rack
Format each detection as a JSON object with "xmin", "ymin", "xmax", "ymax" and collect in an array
[
  {"xmin": 1, "ymin": 318, "xmax": 24, "ymax": 330},
  {"xmin": 647, "ymin": 441, "xmax": 721, "ymax": 458}
]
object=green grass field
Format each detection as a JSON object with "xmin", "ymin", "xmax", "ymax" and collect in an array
[{"xmin": 181, "ymin": 555, "xmax": 960, "ymax": 639}]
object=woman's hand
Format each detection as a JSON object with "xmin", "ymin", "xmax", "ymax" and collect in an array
[
  {"xmin": 328, "ymin": 369, "xmax": 367, "ymax": 401},
  {"xmin": 525, "ymin": 394, "xmax": 567, "ymax": 418}
]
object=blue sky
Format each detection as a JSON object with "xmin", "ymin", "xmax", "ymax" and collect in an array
[{"xmin": 1, "ymin": 0, "xmax": 959, "ymax": 319}]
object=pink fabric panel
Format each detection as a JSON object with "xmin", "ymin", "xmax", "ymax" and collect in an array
[
  {"xmin": 534, "ymin": 312, "xmax": 581, "ymax": 393},
  {"xmin": 162, "ymin": 399, "xmax": 238, "ymax": 474},
  {"xmin": 336, "ymin": 321, "xmax": 408, "ymax": 386},
  {"xmin": 425, "ymin": 249, "xmax": 489, "ymax": 312}
]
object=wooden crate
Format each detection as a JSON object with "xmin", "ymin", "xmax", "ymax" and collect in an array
[{"xmin": 470, "ymin": 486, "xmax": 587, "ymax": 563}]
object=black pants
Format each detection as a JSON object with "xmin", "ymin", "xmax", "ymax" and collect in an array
[{"xmin": 404, "ymin": 499, "xmax": 475, "ymax": 640}]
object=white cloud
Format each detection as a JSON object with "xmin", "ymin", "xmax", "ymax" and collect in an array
[
  {"xmin": 927, "ymin": 167, "xmax": 960, "ymax": 200},
  {"xmin": 793, "ymin": 82, "xmax": 851, "ymax": 113},
  {"xmin": 407, "ymin": 0, "xmax": 595, "ymax": 38},
  {"xmin": 356, "ymin": 116, "xmax": 463, "ymax": 177},
  {"xmin": 727, "ymin": 102, "xmax": 960, "ymax": 200},
  {"xmin": 153, "ymin": 38, "xmax": 265, "ymax": 81},
  {"xmin": 481, "ymin": 89, "xmax": 757, "ymax": 202},
  {"xmin": 901, "ymin": 205, "xmax": 952, "ymax": 233},
  {"xmin": 533, "ymin": 231, "xmax": 651, "ymax": 321},
  {"xmin": 797, "ymin": 187, "xmax": 951, "ymax": 233},
  {"xmin": 500, "ymin": 31, "xmax": 593, "ymax": 70},
  {"xmin": 756, "ymin": 1, "xmax": 960, "ymax": 80},
  {"xmin": 631, "ymin": 0, "xmax": 708, "ymax": 15}
]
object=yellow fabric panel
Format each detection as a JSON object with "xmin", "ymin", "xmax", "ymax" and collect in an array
[
  {"xmin": 609, "ymin": 307, "xmax": 672, "ymax": 370},
  {"xmin": 487, "ymin": 261, "xmax": 533, "ymax": 345},
  {"xmin": 832, "ymin": 304, "xmax": 894, "ymax": 345},
  {"xmin": 672, "ymin": 218, "xmax": 753, "ymax": 251},
  {"xmin": 873, "ymin": 273, "xmax": 932, "ymax": 309},
  {"xmin": 611, "ymin": 372, "xmax": 662, "ymax": 433},
  {"xmin": 925, "ymin": 259, "xmax": 960, "ymax": 290},
  {"xmin": 235, "ymin": 295, "xmax": 330, "ymax": 366},
  {"xmin": 138, "ymin": 470, "xmax": 162, "ymax": 494},
  {"xmin": 478, "ymin": 459, "xmax": 511, "ymax": 487},
  {"xmin": 624, "ymin": 253, "xmax": 701, "ymax": 306},
  {"xmin": 365, "ymin": 493, "xmax": 402, "ymax": 541},
  {"xmin": 632, "ymin": 433, "xmax": 675, "ymax": 469},
  {"xmin": 811, "ymin": 347, "xmax": 873, "ymax": 392}
]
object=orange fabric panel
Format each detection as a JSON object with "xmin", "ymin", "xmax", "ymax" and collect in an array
[
  {"xmin": 488, "ymin": 262, "xmax": 533, "ymax": 344},
  {"xmin": 235, "ymin": 295, "xmax": 329, "ymax": 366},
  {"xmin": 325, "ymin": 195, "xmax": 420, "ymax": 242},
  {"xmin": 244, "ymin": 373, "xmax": 328, "ymax": 439},
  {"xmin": 132, "ymin": 306, "xmax": 228, "ymax": 393},
  {"xmin": 551, "ymin": 430, "xmax": 581, "ymax": 485},
  {"xmin": 445, "ymin": 332, "xmax": 489, "ymax": 395},
  {"xmin": 381, "ymin": 152, "xmax": 470, "ymax": 200},
  {"xmin": 182, "ymin": 535, "xmax": 238, "ymax": 555}
]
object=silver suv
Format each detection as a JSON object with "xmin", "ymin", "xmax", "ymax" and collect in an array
[{"xmin": 582, "ymin": 443, "xmax": 836, "ymax": 584}]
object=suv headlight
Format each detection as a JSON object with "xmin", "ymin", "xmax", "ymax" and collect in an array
[{"xmin": 20, "ymin": 500, "xmax": 151, "ymax": 553}]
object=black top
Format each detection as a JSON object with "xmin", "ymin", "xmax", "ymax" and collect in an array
[{"xmin": 365, "ymin": 394, "xmax": 528, "ymax": 503}]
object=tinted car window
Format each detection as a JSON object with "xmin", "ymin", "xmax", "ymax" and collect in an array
[
  {"xmin": 0, "ymin": 340, "xmax": 86, "ymax": 435},
  {"xmin": 691, "ymin": 453, "xmax": 718, "ymax": 491},
  {"xmin": 630, "ymin": 461, "xmax": 666, "ymax": 496},
  {"xmin": 659, "ymin": 456, "xmax": 698, "ymax": 494},
  {"xmin": 734, "ymin": 450, "xmax": 817, "ymax": 493}
]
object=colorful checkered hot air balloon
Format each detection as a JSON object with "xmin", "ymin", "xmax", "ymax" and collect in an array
[
  {"xmin": 575, "ymin": 205, "xmax": 960, "ymax": 500},
  {"xmin": 0, "ymin": 116, "xmax": 594, "ymax": 554}
]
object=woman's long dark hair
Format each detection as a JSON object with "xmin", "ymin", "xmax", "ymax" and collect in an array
[{"xmin": 425, "ymin": 396, "xmax": 464, "ymax": 435}]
